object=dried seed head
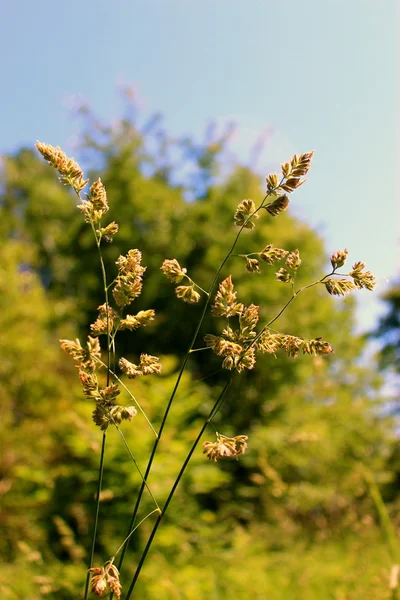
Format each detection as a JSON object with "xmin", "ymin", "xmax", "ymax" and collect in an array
[
  {"xmin": 116, "ymin": 249, "xmax": 145, "ymax": 277},
  {"xmin": 107, "ymin": 573, "xmax": 122, "ymax": 600},
  {"xmin": 281, "ymin": 161, "xmax": 291, "ymax": 177},
  {"xmin": 256, "ymin": 331, "xmax": 284, "ymax": 354},
  {"xmin": 245, "ymin": 257, "xmax": 260, "ymax": 273},
  {"xmin": 281, "ymin": 335, "xmax": 305, "ymax": 358},
  {"xmin": 280, "ymin": 177, "xmax": 304, "ymax": 193},
  {"xmin": 175, "ymin": 285, "xmax": 201, "ymax": 304},
  {"xmin": 90, "ymin": 178, "xmax": 108, "ymax": 212},
  {"xmin": 99, "ymin": 382, "xmax": 120, "ymax": 405},
  {"xmin": 120, "ymin": 310, "xmax": 156, "ymax": 331},
  {"xmin": 285, "ymin": 249, "xmax": 301, "ymax": 270},
  {"xmin": 275, "ymin": 268, "xmax": 292, "ymax": 284},
  {"xmin": 78, "ymin": 178, "xmax": 109, "ymax": 224},
  {"xmin": 60, "ymin": 338, "xmax": 84, "ymax": 361},
  {"xmin": 330, "ymin": 248, "xmax": 348, "ymax": 269},
  {"xmin": 113, "ymin": 250, "xmax": 146, "ymax": 307},
  {"xmin": 302, "ymin": 338, "xmax": 334, "ymax": 356},
  {"xmin": 203, "ymin": 433, "xmax": 249, "ymax": 462},
  {"xmin": 161, "ymin": 258, "xmax": 187, "ymax": 283},
  {"xmin": 259, "ymin": 244, "xmax": 289, "ymax": 265},
  {"xmin": 119, "ymin": 406, "xmax": 138, "ymax": 421},
  {"xmin": 266, "ymin": 173, "xmax": 280, "ymax": 192},
  {"xmin": 90, "ymin": 304, "xmax": 119, "ymax": 336},
  {"xmin": 349, "ymin": 262, "xmax": 376, "ymax": 291},
  {"xmin": 119, "ymin": 357, "xmax": 143, "ymax": 379},
  {"xmin": 92, "ymin": 403, "xmax": 111, "ymax": 430},
  {"xmin": 89, "ymin": 562, "xmax": 122, "ymax": 599},
  {"xmin": 324, "ymin": 278, "xmax": 357, "ymax": 296},
  {"xmin": 109, "ymin": 406, "xmax": 124, "ymax": 425},
  {"xmin": 291, "ymin": 151, "xmax": 314, "ymax": 177},
  {"xmin": 119, "ymin": 354, "xmax": 162, "ymax": 378},
  {"xmin": 235, "ymin": 347, "xmax": 256, "ymax": 372},
  {"xmin": 79, "ymin": 370, "xmax": 100, "ymax": 400},
  {"xmin": 264, "ymin": 194, "xmax": 290, "ymax": 216},
  {"xmin": 98, "ymin": 221, "xmax": 119, "ymax": 243},
  {"xmin": 278, "ymin": 151, "xmax": 314, "ymax": 191},
  {"xmin": 139, "ymin": 353, "xmax": 162, "ymax": 376},
  {"xmin": 211, "ymin": 276, "xmax": 244, "ymax": 318},
  {"xmin": 36, "ymin": 141, "xmax": 88, "ymax": 192},
  {"xmin": 234, "ymin": 199, "xmax": 259, "ymax": 229},
  {"xmin": 89, "ymin": 566, "xmax": 108, "ymax": 596},
  {"xmin": 113, "ymin": 277, "xmax": 143, "ymax": 307},
  {"xmin": 221, "ymin": 355, "xmax": 235, "ymax": 370},
  {"xmin": 239, "ymin": 304, "xmax": 259, "ymax": 340},
  {"xmin": 204, "ymin": 334, "xmax": 243, "ymax": 358},
  {"xmin": 60, "ymin": 336, "xmax": 101, "ymax": 372}
]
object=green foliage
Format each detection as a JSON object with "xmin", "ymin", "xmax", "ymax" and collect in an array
[
  {"xmin": 0, "ymin": 100, "xmax": 396, "ymax": 598},
  {"xmin": 374, "ymin": 281, "xmax": 400, "ymax": 374}
]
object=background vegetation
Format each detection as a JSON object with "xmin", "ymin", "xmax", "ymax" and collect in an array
[{"xmin": 0, "ymin": 100, "xmax": 398, "ymax": 599}]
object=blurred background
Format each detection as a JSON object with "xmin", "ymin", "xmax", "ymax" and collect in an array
[{"xmin": 0, "ymin": 1, "xmax": 398, "ymax": 598}]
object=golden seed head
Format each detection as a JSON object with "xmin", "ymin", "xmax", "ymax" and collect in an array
[
  {"xmin": 324, "ymin": 278, "xmax": 357, "ymax": 296},
  {"xmin": 203, "ymin": 433, "xmax": 249, "ymax": 462},
  {"xmin": 234, "ymin": 199, "xmax": 259, "ymax": 229},
  {"xmin": 275, "ymin": 268, "xmax": 292, "ymax": 283},
  {"xmin": 265, "ymin": 194, "xmax": 290, "ymax": 216},
  {"xmin": 175, "ymin": 285, "xmax": 201, "ymax": 303},
  {"xmin": 245, "ymin": 257, "xmax": 260, "ymax": 273},
  {"xmin": 330, "ymin": 248, "xmax": 349, "ymax": 269},
  {"xmin": 161, "ymin": 258, "xmax": 187, "ymax": 283},
  {"xmin": 285, "ymin": 249, "xmax": 301, "ymax": 270},
  {"xmin": 36, "ymin": 141, "xmax": 88, "ymax": 192},
  {"xmin": 211, "ymin": 276, "xmax": 244, "ymax": 318}
]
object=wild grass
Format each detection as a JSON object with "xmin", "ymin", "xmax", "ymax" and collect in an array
[{"xmin": 34, "ymin": 141, "xmax": 378, "ymax": 599}]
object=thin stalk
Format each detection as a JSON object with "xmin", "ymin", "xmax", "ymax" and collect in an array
[
  {"xmin": 114, "ymin": 424, "xmax": 160, "ymax": 511},
  {"xmin": 267, "ymin": 271, "xmax": 334, "ymax": 329},
  {"xmin": 95, "ymin": 358, "xmax": 158, "ymax": 438},
  {"xmin": 108, "ymin": 316, "xmax": 122, "ymax": 351},
  {"xmin": 78, "ymin": 203, "xmax": 112, "ymax": 597},
  {"xmin": 83, "ymin": 432, "xmax": 107, "ymax": 600},
  {"xmin": 121, "ymin": 266, "xmax": 336, "ymax": 594},
  {"xmin": 124, "ymin": 378, "xmax": 232, "ymax": 599},
  {"xmin": 189, "ymin": 347, "xmax": 211, "ymax": 353},
  {"xmin": 112, "ymin": 509, "xmax": 161, "ymax": 559},
  {"xmin": 184, "ymin": 274, "xmax": 210, "ymax": 296},
  {"xmin": 89, "ymin": 218, "xmax": 111, "ymax": 385},
  {"xmin": 122, "ymin": 236, "xmax": 335, "ymax": 595},
  {"xmin": 243, "ymin": 271, "xmax": 335, "ymax": 357},
  {"xmin": 113, "ymin": 191, "xmax": 273, "ymax": 582}
]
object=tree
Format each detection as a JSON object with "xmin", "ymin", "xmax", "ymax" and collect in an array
[{"xmin": 373, "ymin": 281, "xmax": 400, "ymax": 374}]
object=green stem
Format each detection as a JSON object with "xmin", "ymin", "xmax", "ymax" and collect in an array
[
  {"xmin": 108, "ymin": 316, "xmax": 122, "ymax": 351},
  {"xmin": 189, "ymin": 347, "xmax": 211, "ymax": 353},
  {"xmin": 117, "ymin": 184, "xmax": 285, "ymax": 594},
  {"xmin": 89, "ymin": 219, "xmax": 111, "ymax": 386},
  {"xmin": 248, "ymin": 271, "xmax": 335, "ymax": 352},
  {"xmin": 83, "ymin": 432, "xmax": 107, "ymax": 600},
  {"xmin": 113, "ymin": 194, "xmax": 272, "ymax": 585},
  {"xmin": 114, "ymin": 424, "xmax": 160, "ymax": 511},
  {"xmin": 112, "ymin": 509, "xmax": 160, "ymax": 559},
  {"xmin": 184, "ymin": 274, "xmax": 209, "ymax": 296},
  {"xmin": 124, "ymin": 378, "xmax": 232, "ymax": 599},
  {"xmin": 95, "ymin": 358, "xmax": 158, "ymax": 438},
  {"xmin": 78, "ymin": 204, "xmax": 112, "ymax": 597}
]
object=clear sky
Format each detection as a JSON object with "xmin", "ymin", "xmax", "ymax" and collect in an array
[{"xmin": 1, "ymin": 0, "xmax": 397, "ymax": 331}]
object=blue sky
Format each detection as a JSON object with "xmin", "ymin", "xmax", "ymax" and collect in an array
[{"xmin": 1, "ymin": 0, "xmax": 397, "ymax": 331}]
